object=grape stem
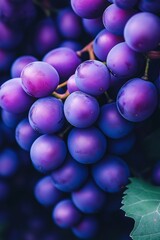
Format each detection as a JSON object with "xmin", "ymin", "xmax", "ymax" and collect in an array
[
  {"xmin": 52, "ymin": 89, "xmax": 69, "ymax": 100},
  {"xmin": 77, "ymin": 41, "xmax": 96, "ymax": 60},
  {"xmin": 142, "ymin": 57, "xmax": 150, "ymax": 80}
]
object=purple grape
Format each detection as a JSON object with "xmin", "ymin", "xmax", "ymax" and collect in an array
[
  {"xmin": 75, "ymin": 60, "xmax": 111, "ymax": 96},
  {"xmin": 33, "ymin": 18, "xmax": 60, "ymax": 57},
  {"xmin": 0, "ymin": 78, "xmax": 34, "ymax": 114},
  {"xmin": 29, "ymin": 97, "xmax": 65, "ymax": 134},
  {"xmin": 64, "ymin": 91, "xmax": 100, "ymax": 128},
  {"xmin": 67, "ymin": 74, "xmax": 79, "ymax": 93},
  {"xmin": 82, "ymin": 17, "xmax": 104, "ymax": 36},
  {"xmin": 52, "ymin": 199, "xmax": 82, "ymax": 228},
  {"xmin": 72, "ymin": 216, "xmax": 99, "ymax": 239},
  {"xmin": 0, "ymin": 0, "xmax": 36, "ymax": 29},
  {"xmin": 124, "ymin": 12, "xmax": 160, "ymax": 52},
  {"xmin": 93, "ymin": 29, "xmax": 123, "ymax": 61},
  {"xmin": 11, "ymin": 55, "xmax": 38, "ymax": 78},
  {"xmin": 0, "ymin": 21, "xmax": 23, "ymax": 49},
  {"xmin": 103, "ymin": 4, "xmax": 135, "ymax": 36},
  {"xmin": 72, "ymin": 179, "xmax": 107, "ymax": 213},
  {"xmin": 108, "ymin": 133, "xmax": 136, "ymax": 155},
  {"xmin": 51, "ymin": 155, "xmax": 88, "ymax": 192},
  {"xmin": 67, "ymin": 127, "xmax": 107, "ymax": 164},
  {"xmin": 43, "ymin": 47, "xmax": 81, "ymax": 82},
  {"xmin": 30, "ymin": 135, "xmax": 67, "ymax": 173},
  {"xmin": 15, "ymin": 118, "xmax": 40, "ymax": 151},
  {"xmin": 151, "ymin": 161, "xmax": 160, "ymax": 185},
  {"xmin": 34, "ymin": 176, "xmax": 63, "ymax": 206},
  {"xmin": 21, "ymin": 61, "xmax": 60, "ymax": 98},
  {"xmin": 57, "ymin": 7, "xmax": 82, "ymax": 39},
  {"xmin": 138, "ymin": 0, "xmax": 160, "ymax": 14},
  {"xmin": 60, "ymin": 40, "xmax": 82, "ymax": 51},
  {"xmin": 92, "ymin": 154, "xmax": 130, "ymax": 192},
  {"xmin": 117, "ymin": 78, "xmax": 158, "ymax": 122},
  {"xmin": 113, "ymin": 0, "xmax": 138, "ymax": 9},
  {"xmin": 0, "ymin": 148, "xmax": 19, "ymax": 177},
  {"xmin": 106, "ymin": 42, "xmax": 142, "ymax": 78},
  {"xmin": 98, "ymin": 102, "xmax": 134, "ymax": 139},
  {"xmin": 1, "ymin": 110, "xmax": 25, "ymax": 128},
  {"xmin": 71, "ymin": 0, "xmax": 107, "ymax": 19}
]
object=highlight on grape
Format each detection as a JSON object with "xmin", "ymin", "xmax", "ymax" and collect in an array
[{"xmin": 0, "ymin": 0, "xmax": 159, "ymax": 239}]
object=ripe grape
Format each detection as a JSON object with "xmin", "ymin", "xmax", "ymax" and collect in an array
[
  {"xmin": 98, "ymin": 102, "xmax": 134, "ymax": 139},
  {"xmin": 92, "ymin": 154, "xmax": 130, "ymax": 192},
  {"xmin": 34, "ymin": 176, "xmax": 63, "ymax": 206},
  {"xmin": 0, "ymin": 78, "xmax": 34, "ymax": 114},
  {"xmin": 117, "ymin": 78, "xmax": 158, "ymax": 122},
  {"xmin": 51, "ymin": 155, "xmax": 88, "ymax": 192},
  {"xmin": 72, "ymin": 179, "xmax": 107, "ymax": 213},
  {"xmin": 30, "ymin": 135, "xmax": 67, "ymax": 173},
  {"xmin": 29, "ymin": 97, "xmax": 65, "ymax": 134},
  {"xmin": 75, "ymin": 60, "xmax": 111, "ymax": 96},
  {"xmin": 21, "ymin": 61, "xmax": 60, "ymax": 98},
  {"xmin": 52, "ymin": 199, "xmax": 82, "ymax": 228},
  {"xmin": 124, "ymin": 12, "xmax": 160, "ymax": 52},
  {"xmin": 67, "ymin": 127, "xmax": 107, "ymax": 164},
  {"xmin": 64, "ymin": 91, "xmax": 100, "ymax": 128}
]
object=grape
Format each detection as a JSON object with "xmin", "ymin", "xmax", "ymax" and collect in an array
[
  {"xmin": 28, "ymin": 97, "xmax": 65, "ymax": 134},
  {"xmin": 108, "ymin": 133, "xmax": 136, "ymax": 155},
  {"xmin": 1, "ymin": 110, "xmax": 25, "ymax": 128},
  {"xmin": 71, "ymin": 0, "xmax": 107, "ymax": 19},
  {"xmin": 117, "ymin": 78, "xmax": 158, "ymax": 122},
  {"xmin": 106, "ymin": 42, "xmax": 142, "ymax": 78},
  {"xmin": 30, "ymin": 135, "xmax": 67, "ymax": 173},
  {"xmin": 113, "ymin": 0, "xmax": 138, "ymax": 9},
  {"xmin": 33, "ymin": 17, "xmax": 60, "ymax": 57},
  {"xmin": 103, "ymin": 4, "xmax": 135, "ymax": 36},
  {"xmin": 15, "ymin": 118, "xmax": 40, "ymax": 151},
  {"xmin": 0, "ymin": 78, "xmax": 34, "ymax": 114},
  {"xmin": 138, "ymin": 0, "xmax": 160, "ymax": 14},
  {"xmin": 29, "ymin": 97, "xmax": 65, "ymax": 134},
  {"xmin": 57, "ymin": 7, "xmax": 82, "ymax": 39},
  {"xmin": 34, "ymin": 176, "xmax": 63, "ymax": 206},
  {"xmin": 72, "ymin": 179, "xmax": 107, "ymax": 213},
  {"xmin": 92, "ymin": 154, "xmax": 130, "ymax": 192},
  {"xmin": 67, "ymin": 74, "xmax": 79, "ymax": 93},
  {"xmin": 82, "ymin": 17, "xmax": 104, "ymax": 36},
  {"xmin": 98, "ymin": 102, "xmax": 134, "ymax": 139},
  {"xmin": 51, "ymin": 155, "xmax": 88, "ymax": 192},
  {"xmin": 64, "ymin": 91, "xmax": 100, "ymax": 128},
  {"xmin": 124, "ymin": 12, "xmax": 160, "ymax": 52},
  {"xmin": 0, "ymin": 0, "xmax": 36, "ymax": 29},
  {"xmin": 21, "ymin": 61, "xmax": 60, "ymax": 98},
  {"xmin": 0, "ymin": 148, "xmax": 19, "ymax": 177},
  {"xmin": 72, "ymin": 216, "xmax": 99, "ymax": 239},
  {"xmin": 67, "ymin": 127, "xmax": 107, "ymax": 164},
  {"xmin": 52, "ymin": 199, "xmax": 82, "ymax": 228},
  {"xmin": 93, "ymin": 29, "xmax": 123, "ymax": 61},
  {"xmin": 43, "ymin": 47, "xmax": 81, "ymax": 82},
  {"xmin": 0, "ymin": 21, "xmax": 23, "ymax": 49},
  {"xmin": 11, "ymin": 55, "xmax": 37, "ymax": 78},
  {"xmin": 75, "ymin": 60, "xmax": 110, "ymax": 96}
]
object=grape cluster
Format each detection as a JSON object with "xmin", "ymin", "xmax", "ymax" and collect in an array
[{"xmin": 0, "ymin": 0, "xmax": 160, "ymax": 239}]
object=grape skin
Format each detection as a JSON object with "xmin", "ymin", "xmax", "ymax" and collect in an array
[{"xmin": 64, "ymin": 91, "xmax": 100, "ymax": 128}]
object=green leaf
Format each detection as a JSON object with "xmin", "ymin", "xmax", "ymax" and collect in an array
[{"xmin": 121, "ymin": 178, "xmax": 160, "ymax": 240}]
